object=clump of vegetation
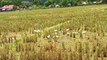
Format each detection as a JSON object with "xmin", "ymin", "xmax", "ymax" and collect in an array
[{"xmin": 0, "ymin": 0, "xmax": 106, "ymax": 9}]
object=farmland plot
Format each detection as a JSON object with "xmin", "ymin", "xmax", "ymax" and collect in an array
[{"xmin": 0, "ymin": 5, "xmax": 107, "ymax": 60}]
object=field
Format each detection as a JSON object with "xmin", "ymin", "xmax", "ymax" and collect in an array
[{"xmin": 0, "ymin": 5, "xmax": 107, "ymax": 60}]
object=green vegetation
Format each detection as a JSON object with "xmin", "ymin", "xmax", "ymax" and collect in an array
[
  {"xmin": 0, "ymin": 5, "xmax": 107, "ymax": 60},
  {"xmin": 0, "ymin": 0, "xmax": 106, "ymax": 8}
]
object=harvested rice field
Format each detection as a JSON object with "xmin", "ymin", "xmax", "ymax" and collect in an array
[{"xmin": 0, "ymin": 4, "xmax": 107, "ymax": 60}]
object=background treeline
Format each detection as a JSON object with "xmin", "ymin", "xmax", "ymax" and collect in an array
[{"xmin": 0, "ymin": 0, "xmax": 107, "ymax": 8}]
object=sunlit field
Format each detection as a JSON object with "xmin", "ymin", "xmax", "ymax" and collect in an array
[{"xmin": 0, "ymin": 5, "xmax": 107, "ymax": 60}]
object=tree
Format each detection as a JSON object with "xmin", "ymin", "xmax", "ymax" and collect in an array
[
  {"xmin": 102, "ymin": 0, "xmax": 107, "ymax": 3},
  {"xmin": 32, "ymin": 0, "xmax": 41, "ymax": 5},
  {"xmin": 10, "ymin": 0, "xmax": 22, "ymax": 6},
  {"xmin": 1, "ymin": 0, "xmax": 10, "ymax": 5},
  {"xmin": 0, "ymin": 0, "xmax": 105, "ymax": 8}
]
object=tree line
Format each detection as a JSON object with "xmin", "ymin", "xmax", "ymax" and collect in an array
[{"xmin": 0, "ymin": 0, "xmax": 106, "ymax": 8}]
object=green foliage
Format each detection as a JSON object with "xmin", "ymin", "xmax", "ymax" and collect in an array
[
  {"xmin": 0, "ymin": 0, "xmax": 104, "ymax": 8},
  {"xmin": 21, "ymin": 1, "xmax": 33, "ymax": 8},
  {"xmin": 10, "ymin": 0, "xmax": 22, "ymax": 6},
  {"xmin": 103, "ymin": 0, "xmax": 107, "ymax": 3},
  {"xmin": 32, "ymin": 0, "xmax": 41, "ymax": 5}
]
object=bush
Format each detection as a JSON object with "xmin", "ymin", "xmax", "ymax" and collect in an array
[{"xmin": 21, "ymin": 1, "xmax": 33, "ymax": 9}]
